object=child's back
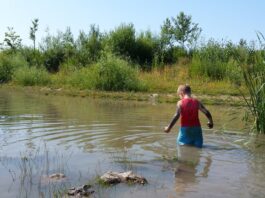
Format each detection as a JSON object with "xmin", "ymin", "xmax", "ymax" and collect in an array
[{"xmin": 180, "ymin": 98, "xmax": 200, "ymax": 127}]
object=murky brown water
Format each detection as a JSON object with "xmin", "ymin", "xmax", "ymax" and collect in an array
[{"xmin": 0, "ymin": 88, "xmax": 265, "ymax": 198}]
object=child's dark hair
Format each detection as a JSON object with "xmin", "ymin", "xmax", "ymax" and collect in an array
[
  {"xmin": 178, "ymin": 84, "xmax": 191, "ymax": 94},
  {"xmin": 184, "ymin": 84, "xmax": 191, "ymax": 94}
]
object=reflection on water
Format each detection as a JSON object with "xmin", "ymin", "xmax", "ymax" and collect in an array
[
  {"xmin": 174, "ymin": 146, "xmax": 212, "ymax": 195},
  {"xmin": 0, "ymin": 87, "xmax": 265, "ymax": 198}
]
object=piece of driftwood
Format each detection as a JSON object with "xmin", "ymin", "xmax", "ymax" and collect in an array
[
  {"xmin": 100, "ymin": 171, "xmax": 147, "ymax": 185},
  {"xmin": 48, "ymin": 173, "xmax": 66, "ymax": 180},
  {"xmin": 41, "ymin": 173, "xmax": 66, "ymax": 184},
  {"xmin": 68, "ymin": 184, "xmax": 94, "ymax": 197}
]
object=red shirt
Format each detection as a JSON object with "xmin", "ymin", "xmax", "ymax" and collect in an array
[{"xmin": 180, "ymin": 98, "xmax": 201, "ymax": 127}]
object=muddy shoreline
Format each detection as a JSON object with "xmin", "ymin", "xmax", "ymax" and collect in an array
[{"xmin": 0, "ymin": 84, "xmax": 245, "ymax": 106}]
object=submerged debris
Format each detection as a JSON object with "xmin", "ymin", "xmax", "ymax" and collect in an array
[
  {"xmin": 68, "ymin": 184, "xmax": 94, "ymax": 197},
  {"xmin": 100, "ymin": 171, "xmax": 147, "ymax": 185},
  {"xmin": 41, "ymin": 173, "xmax": 66, "ymax": 183},
  {"xmin": 49, "ymin": 173, "xmax": 66, "ymax": 180}
]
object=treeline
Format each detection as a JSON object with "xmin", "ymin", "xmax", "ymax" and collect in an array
[{"xmin": 0, "ymin": 12, "xmax": 264, "ymax": 90}]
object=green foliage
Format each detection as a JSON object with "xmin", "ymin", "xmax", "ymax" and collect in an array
[
  {"xmin": 226, "ymin": 59, "xmax": 243, "ymax": 86},
  {"xmin": 13, "ymin": 66, "xmax": 51, "ymax": 86},
  {"xmin": 161, "ymin": 12, "xmax": 202, "ymax": 50},
  {"xmin": 3, "ymin": 27, "xmax": 22, "ymax": 51},
  {"xmin": 241, "ymin": 33, "xmax": 265, "ymax": 133},
  {"xmin": 190, "ymin": 41, "xmax": 228, "ymax": 80},
  {"xmin": 93, "ymin": 55, "xmax": 144, "ymax": 91},
  {"xmin": 76, "ymin": 25, "xmax": 103, "ymax": 66},
  {"xmin": 41, "ymin": 27, "xmax": 75, "ymax": 72},
  {"xmin": 29, "ymin": 18, "xmax": 39, "ymax": 51},
  {"xmin": 135, "ymin": 31, "xmax": 160, "ymax": 69},
  {"xmin": 43, "ymin": 48, "xmax": 64, "ymax": 72},
  {"xmin": 66, "ymin": 67, "xmax": 96, "ymax": 89},
  {"xmin": 108, "ymin": 23, "xmax": 136, "ymax": 59},
  {"xmin": 0, "ymin": 53, "xmax": 28, "ymax": 83},
  {"xmin": 20, "ymin": 47, "xmax": 43, "ymax": 67},
  {"xmin": 190, "ymin": 40, "xmax": 245, "ymax": 80},
  {"xmin": 241, "ymin": 62, "xmax": 265, "ymax": 134}
]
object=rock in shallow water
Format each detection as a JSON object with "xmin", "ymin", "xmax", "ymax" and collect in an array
[
  {"xmin": 41, "ymin": 173, "xmax": 66, "ymax": 184},
  {"xmin": 68, "ymin": 184, "xmax": 94, "ymax": 197},
  {"xmin": 100, "ymin": 171, "xmax": 147, "ymax": 185}
]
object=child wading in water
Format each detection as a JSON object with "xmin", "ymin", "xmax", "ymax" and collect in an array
[{"xmin": 164, "ymin": 85, "xmax": 213, "ymax": 148}]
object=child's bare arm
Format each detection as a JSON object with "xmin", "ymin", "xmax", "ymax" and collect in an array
[
  {"xmin": 199, "ymin": 102, "xmax": 213, "ymax": 128},
  {"xmin": 164, "ymin": 101, "xmax": 181, "ymax": 133}
]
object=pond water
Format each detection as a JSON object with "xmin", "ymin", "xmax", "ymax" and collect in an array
[{"xmin": 0, "ymin": 88, "xmax": 265, "ymax": 198}]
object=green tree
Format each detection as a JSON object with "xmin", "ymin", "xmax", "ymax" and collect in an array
[
  {"xmin": 108, "ymin": 23, "xmax": 136, "ymax": 59},
  {"xmin": 4, "ymin": 27, "xmax": 22, "ymax": 51},
  {"xmin": 30, "ymin": 18, "xmax": 39, "ymax": 51},
  {"xmin": 161, "ymin": 12, "xmax": 202, "ymax": 50},
  {"xmin": 135, "ymin": 30, "xmax": 159, "ymax": 69},
  {"xmin": 76, "ymin": 25, "xmax": 103, "ymax": 65}
]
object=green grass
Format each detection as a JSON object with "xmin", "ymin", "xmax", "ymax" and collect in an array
[{"xmin": 139, "ymin": 64, "xmax": 243, "ymax": 96}]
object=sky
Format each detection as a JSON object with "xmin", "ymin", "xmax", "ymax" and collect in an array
[{"xmin": 0, "ymin": 0, "xmax": 264, "ymax": 46}]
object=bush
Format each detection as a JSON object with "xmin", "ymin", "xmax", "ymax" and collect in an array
[
  {"xmin": 189, "ymin": 41, "xmax": 231, "ymax": 80},
  {"xmin": 20, "ymin": 47, "xmax": 43, "ymax": 67},
  {"xmin": 66, "ymin": 67, "xmax": 96, "ymax": 89},
  {"xmin": 134, "ymin": 31, "xmax": 160, "ymax": 69},
  {"xmin": 40, "ymin": 28, "xmax": 76, "ymax": 72},
  {"xmin": 13, "ymin": 66, "xmax": 51, "ymax": 86},
  {"xmin": 93, "ymin": 55, "xmax": 145, "ymax": 91},
  {"xmin": 0, "ymin": 53, "xmax": 28, "ymax": 83},
  {"xmin": 43, "ymin": 48, "xmax": 65, "ymax": 73},
  {"xmin": 75, "ymin": 25, "xmax": 103, "ymax": 66},
  {"xmin": 226, "ymin": 59, "xmax": 243, "ymax": 86}
]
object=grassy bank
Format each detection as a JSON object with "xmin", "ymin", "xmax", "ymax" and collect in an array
[{"xmin": 1, "ymin": 55, "xmax": 247, "ymax": 106}]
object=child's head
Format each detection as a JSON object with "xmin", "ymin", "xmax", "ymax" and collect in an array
[{"xmin": 177, "ymin": 84, "xmax": 191, "ymax": 98}]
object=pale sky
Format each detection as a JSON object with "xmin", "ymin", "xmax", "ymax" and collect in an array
[{"xmin": 0, "ymin": 0, "xmax": 264, "ymax": 46}]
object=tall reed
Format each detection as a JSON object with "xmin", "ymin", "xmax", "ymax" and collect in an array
[{"xmin": 241, "ymin": 33, "xmax": 265, "ymax": 133}]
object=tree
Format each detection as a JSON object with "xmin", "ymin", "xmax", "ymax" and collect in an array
[
  {"xmin": 135, "ymin": 30, "xmax": 159, "ymax": 69},
  {"xmin": 30, "ymin": 18, "xmax": 39, "ymax": 51},
  {"xmin": 4, "ymin": 27, "xmax": 22, "ymax": 51},
  {"xmin": 161, "ymin": 12, "xmax": 202, "ymax": 50},
  {"xmin": 108, "ymin": 23, "xmax": 136, "ymax": 59}
]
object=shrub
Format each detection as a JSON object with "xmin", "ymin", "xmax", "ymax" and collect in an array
[
  {"xmin": 134, "ymin": 31, "xmax": 160, "ymax": 69},
  {"xmin": 43, "ymin": 47, "xmax": 65, "ymax": 73},
  {"xmin": 190, "ymin": 41, "xmax": 231, "ymax": 80},
  {"xmin": 0, "ymin": 53, "xmax": 28, "ymax": 83},
  {"xmin": 75, "ymin": 25, "xmax": 103, "ymax": 66},
  {"xmin": 93, "ymin": 55, "xmax": 145, "ymax": 91},
  {"xmin": 226, "ymin": 59, "xmax": 243, "ymax": 86},
  {"xmin": 66, "ymin": 67, "xmax": 96, "ymax": 89},
  {"xmin": 40, "ymin": 28, "xmax": 76, "ymax": 72},
  {"xmin": 20, "ymin": 47, "xmax": 43, "ymax": 67},
  {"xmin": 13, "ymin": 66, "xmax": 51, "ymax": 86}
]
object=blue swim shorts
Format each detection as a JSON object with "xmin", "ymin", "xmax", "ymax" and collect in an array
[{"xmin": 177, "ymin": 127, "xmax": 203, "ymax": 148}]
